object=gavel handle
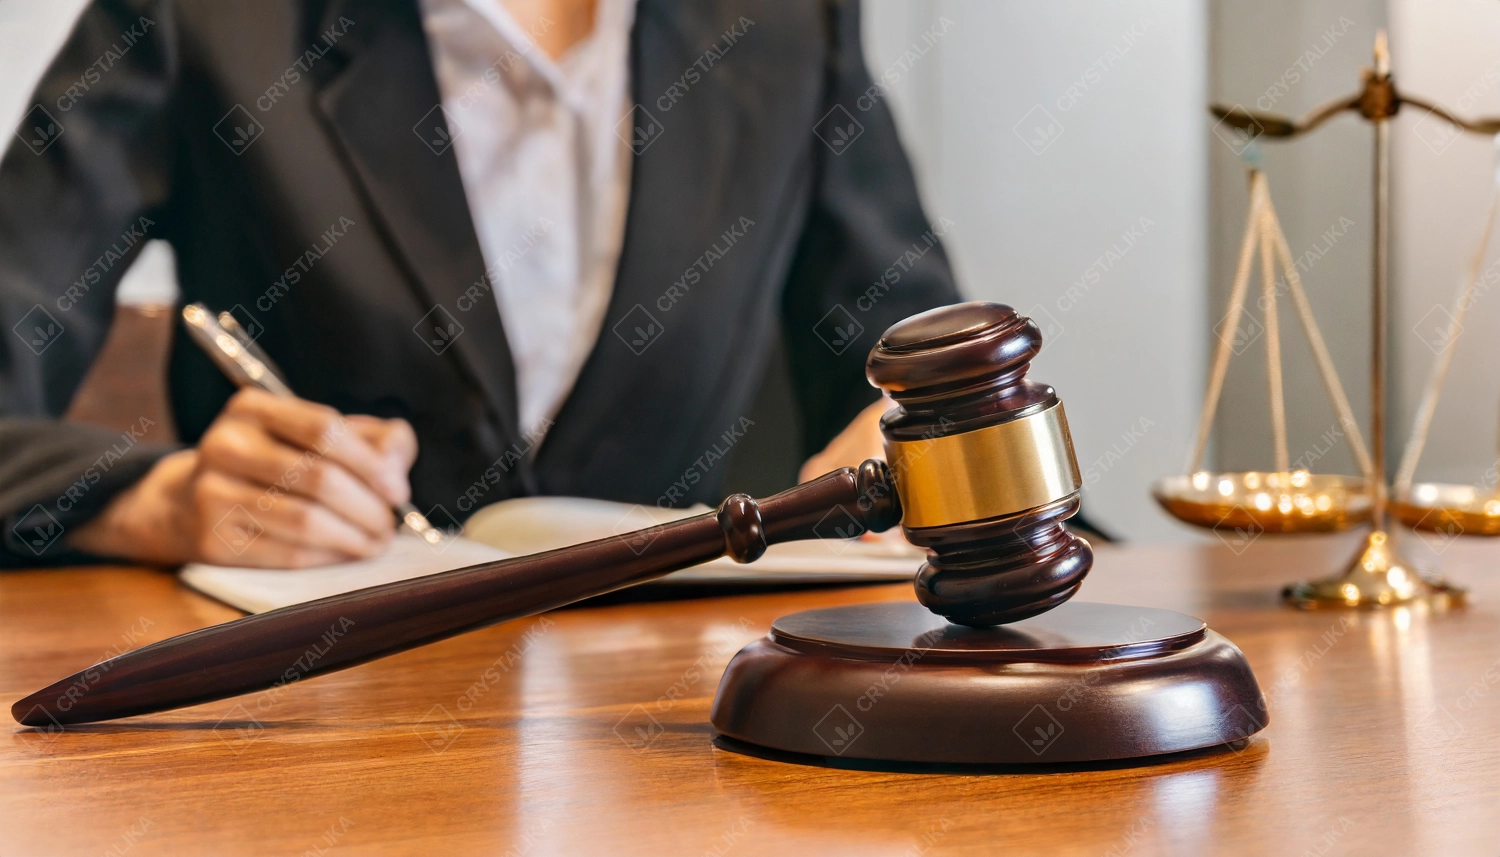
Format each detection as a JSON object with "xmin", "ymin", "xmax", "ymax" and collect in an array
[{"xmin": 13, "ymin": 462, "xmax": 901, "ymax": 726}]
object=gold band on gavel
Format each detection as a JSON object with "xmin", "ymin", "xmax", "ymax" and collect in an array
[{"xmin": 885, "ymin": 402, "xmax": 1082, "ymax": 529}]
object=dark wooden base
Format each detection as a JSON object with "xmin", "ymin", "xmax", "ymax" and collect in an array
[{"xmin": 710, "ymin": 601, "xmax": 1267, "ymax": 765}]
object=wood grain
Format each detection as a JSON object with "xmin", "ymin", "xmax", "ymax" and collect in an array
[
  {"xmin": 12, "ymin": 463, "xmax": 900, "ymax": 726},
  {"xmin": 3, "ymin": 534, "xmax": 1499, "ymax": 856}
]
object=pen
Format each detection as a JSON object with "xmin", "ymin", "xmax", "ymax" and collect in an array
[{"xmin": 181, "ymin": 303, "xmax": 447, "ymax": 546}]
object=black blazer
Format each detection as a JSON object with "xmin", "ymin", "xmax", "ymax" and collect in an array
[{"xmin": 0, "ymin": 0, "xmax": 959, "ymax": 564}]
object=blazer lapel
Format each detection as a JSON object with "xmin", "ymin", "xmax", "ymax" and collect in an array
[
  {"xmin": 542, "ymin": 0, "xmax": 753, "ymax": 451},
  {"xmin": 307, "ymin": 0, "xmax": 528, "ymax": 475}
]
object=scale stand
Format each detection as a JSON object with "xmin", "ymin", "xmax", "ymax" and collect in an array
[{"xmin": 1188, "ymin": 32, "xmax": 1497, "ymax": 608}]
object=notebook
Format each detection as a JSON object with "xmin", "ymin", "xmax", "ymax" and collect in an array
[{"xmin": 180, "ymin": 495, "xmax": 921, "ymax": 614}]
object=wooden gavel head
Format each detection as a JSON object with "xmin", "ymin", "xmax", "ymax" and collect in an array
[{"xmin": 866, "ymin": 301, "xmax": 1093, "ymax": 627}]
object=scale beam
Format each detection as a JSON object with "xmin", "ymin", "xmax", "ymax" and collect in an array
[{"xmin": 1181, "ymin": 31, "xmax": 1484, "ymax": 608}]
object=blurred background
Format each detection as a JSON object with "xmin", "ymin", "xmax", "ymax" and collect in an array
[{"xmin": 5, "ymin": 0, "xmax": 1500, "ymax": 542}]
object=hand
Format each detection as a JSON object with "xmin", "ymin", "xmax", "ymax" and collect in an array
[
  {"xmin": 799, "ymin": 395, "xmax": 907, "ymax": 544},
  {"xmin": 798, "ymin": 395, "xmax": 893, "ymax": 484},
  {"xmin": 68, "ymin": 389, "xmax": 418, "ymax": 568}
]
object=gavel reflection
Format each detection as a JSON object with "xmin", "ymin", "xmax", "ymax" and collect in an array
[{"xmin": 14, "ymin": 302, "xmax": 1091, "ymax": 726}]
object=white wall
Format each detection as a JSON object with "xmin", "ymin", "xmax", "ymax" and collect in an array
[
  {"xmin": 0, "ymin": 0, "xmax": 87, "ymax": 140},
  {"xmin": 1390, "ymin": 1, "xmax": 1500, "ymax": 489},
  {"xmin": 865, "ymin": 0, "xmax": 1210, "ymax": 541}
]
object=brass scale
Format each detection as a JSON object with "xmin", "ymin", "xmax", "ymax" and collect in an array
[{"xmin": 1153, "ymin": 32, "xmax": 1500, "ymax": 608}]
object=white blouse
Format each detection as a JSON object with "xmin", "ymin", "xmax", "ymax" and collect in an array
[{"xmin": 420, "ymin": 0, "xmax": 637, "ymax": 441}]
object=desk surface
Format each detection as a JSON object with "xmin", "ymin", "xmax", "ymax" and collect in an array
[{"xmin": 3, "ymin": 534, "xmax": 1498, "ymax": 857}]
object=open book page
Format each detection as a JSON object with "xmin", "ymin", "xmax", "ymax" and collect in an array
[
  {"xmin": 179, "ymin": 535, "xmax": 512, "ymax": 614},
  {"xmin": 462, "ymin": 496, "xmax": 922, "ymax": 576},
  {"xmin": 180, "ymin": 496, "xmax": 921, "ymax": 614}
]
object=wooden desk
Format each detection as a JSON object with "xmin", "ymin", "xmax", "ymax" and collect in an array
[{"xmin": 3, "ymin": 535, "xmax": 1498, "ymax": 856}]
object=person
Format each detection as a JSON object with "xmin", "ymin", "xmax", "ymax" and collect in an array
[{"xmin": 0, "ymin": 0, "xmax": 960, "ymax": 568}]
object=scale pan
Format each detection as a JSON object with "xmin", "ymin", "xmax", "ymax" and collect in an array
[
  {"xmin": 1152, "ymin": 471, "xmax": 1371, "ymax": 533},
  {"xmin": 1392, "ymin": 483, "xmax": 1500, "ymax": 536}
]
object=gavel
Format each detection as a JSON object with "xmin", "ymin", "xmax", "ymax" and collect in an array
[{"xmin": 14, "ymin": 302, "xmax": 1091, "ymax": 726}]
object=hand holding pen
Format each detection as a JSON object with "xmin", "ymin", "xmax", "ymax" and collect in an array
[
  {"xmin": 181, "ymin": 305, "xmax": 445, "ymax": 546},
  {"xmin": 66, "ymin": 305, "xmax": 438, "ymax": 567}
]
